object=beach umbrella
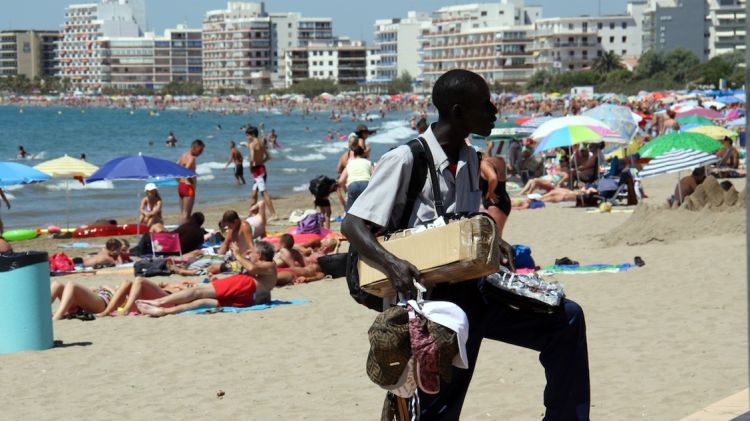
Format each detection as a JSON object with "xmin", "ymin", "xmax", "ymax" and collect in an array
[
  {"xmin": 34, "ymin": 155, "xmax": 100, "ymax": 229},
  {"xmin": 0, "ymin": 162, "xmax": 51, "ymax": 186},
  {"xmin": 530, "ymin": 116, "xmax": 611, "ymax": 140},
  {"xmin": 726, "ymin": 117, "xmax": 746, "ymax": 128},
  {"xmin": 533, "ymin": 126, "xmax": 604, "ymax": 154},
  {"xmin": 639, "ymin": 149, "xmax": 720, "ymax": 179},
  {"xmin": 583, "ymin": 104, "xmax": 639, "ymax": 140},
  {"xmin": 677, "ymin": 108, "xmax": 724, "ymax": 120},
  {"xmin": 518, "ymin": 115, "xmax": 553, "ymax": 129},
  {"xmin": 677, "ymin": 115, "xmax": 716, "ymax": 128},
  {"xmin": 717, "ymin": 96, "xmax": 742, "ymax": 105},
  {"xmin": 638, "ymin": 132, "xmax": 722, "ymax": 159},
  {"xmin": 86, "ymin": 154, "xmax": 197, "ymax": 236},
  {"xmin": 86, "ymin": 154, "xmax": 195, "ymax": 183},
  {"xmin": 686, "ymin": 126, "xmax": 737, "ymax": 140}
]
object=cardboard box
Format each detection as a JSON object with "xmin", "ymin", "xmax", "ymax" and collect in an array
[{"xmin": 359, "ymin": 215, "xmax": 500, "ymax": 298}]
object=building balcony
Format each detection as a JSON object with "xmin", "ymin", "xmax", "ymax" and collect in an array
[{"xmin": 533, "ymin": 41, "xmax": 596, "ymax": 50}]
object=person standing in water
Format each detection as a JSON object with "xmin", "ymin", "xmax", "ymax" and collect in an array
[
  {"xmin": 176, "ymin": 139, "xmax": 204, "ymax": 224},
  {"xmin": 246, "ymin": 125, "xmax": 277, "ymax": 220},
  {"xmin": 166, "ymin": 132, "xmax": 178, "ymax": 147},
  {"xmin": 225, "ymin": 141, "xmax": 246, "ymax": 185},
  {"xmin": 17, "ymin": 146, "xmax": 29, "ymax": 159}
]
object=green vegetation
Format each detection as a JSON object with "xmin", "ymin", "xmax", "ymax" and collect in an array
[
  {"xmin": 162, "ymin": 81, "xmax": 204, "ymax": 96},
  {"xmin": 0, "ymin": 75, "xmax": 70, "ymax": 95},
  {"xmin": 525, "ymin": 49, "xmax": 745, "ymax": 94}
]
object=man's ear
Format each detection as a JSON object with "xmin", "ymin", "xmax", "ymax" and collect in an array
[{"xmin": 451, "ymin": 103, "xmax": 462, "ymax": 119}]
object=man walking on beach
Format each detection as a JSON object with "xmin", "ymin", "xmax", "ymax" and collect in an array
[
  {"xmin": 246, "ymin": 125, "xmax": 277, "ymax": 220},
  {"xmin": 225, "ymin": 141, "xmax": 246, "ymax": 185},
  {"xmin": 342, "ymin": 69, "xmax": 590, "ymax": 420},
  {"xmin": 177, "ymin": 139, "xmax": 204, "ymax": 224}
]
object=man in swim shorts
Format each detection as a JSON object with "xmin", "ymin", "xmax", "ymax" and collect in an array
[
  {"xmin": 246, "ymin": 124, "xmax": 277, "ymax": 219},
  {"xmin": 225, "ymin": 141, "xmax": 245, "ymax": 185},
  {"xmin": 177, "ymin": 139, "xmax": 205, "ymax": 224},
  {"xmin": 136, "ymin": 241, "xmax": 277, "ymax": 316}
]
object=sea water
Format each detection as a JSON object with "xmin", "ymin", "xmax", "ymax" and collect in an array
[{"xmin": 0, "ymin": 106, "xmax": 421, "ymax": 229}]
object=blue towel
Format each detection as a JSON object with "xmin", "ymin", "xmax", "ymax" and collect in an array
[{"xmin": 180, "ymin": 299, "xmax": 308, "ymax": 315}]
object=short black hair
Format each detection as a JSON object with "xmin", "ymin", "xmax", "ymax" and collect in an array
[
  {"xmin": 190, "ymin": 212, "xmax": 205, "ymax": 226},
  {"xmin": 432, "ymin": 69, "xmax": 489, "ymax": 119},
  {"xmin": 279, "ymin": 233, "xmax": 294, "ymax": 249},
  {"xmin": 192, "ymin": 139, "xmax": 205, "ymax": 148},
  {"xmin": 245, "ymin": 126, "xmax": 259, "ymax": 137},
  {"xmin": 256, "ymin": 241, "xmax": 275, "ymax": 262},
  {"xmin": 692, "ymin": 167, "xmax": 706, "ymax": 177}
]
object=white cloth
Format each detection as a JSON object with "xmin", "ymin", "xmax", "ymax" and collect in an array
[{"xmin": 407, "ymin": 299, "xmax": 469, "ymax": 369}]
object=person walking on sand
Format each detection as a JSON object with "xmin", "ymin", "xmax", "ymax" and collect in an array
[
  {"xmin": 225, "ymin": 141, "xmax": 246, "ymax": 185},
  {"xmin": 246, "ymin": 124, "xmax": 277, "ymax": 219},
  {"xmin": 177, "ymin": 139, "xmax": 204, "ymax": 224}
]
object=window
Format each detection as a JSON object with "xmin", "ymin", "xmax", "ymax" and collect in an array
[
  {"xmin": 597, "ymin": 22, "xmax": 602, "ymax": 29},
  {"xmin": 481, "ymin": 11, "xmax": 487, "ymax": 16},
  {"xmin": 622, "ymin": 49, "xmax": 627, "ymax": 55},
  {"xmin": 621, "ymin": 22, "xmax": 627, "ymax": 29},
  {"xmin": 288, "ymin": 23, "xmax": 292, "ymax": 28},
  {"xmin": 609, "ymin": 36, "xmax": 614, "ymax": 43},
  {"xmin": 597, "ymin": 37, "xmax": 602, "ymax": 43},
  {"xmin": 610, "ymin": 22, "xmax": 615, "ymax": 29},
  {"xmin": 622, "ymin": 36, "xmax": 627, "ymax": 42},
  {"xmin": 329, "ymin": 61, "xmax": 333, "ymax": 65},
  {"xmin": 568, "ymin": 23, "xmax": 574, "ymax": 30},
  {"xmin": 330, "ymin": 71, "xmax": 334, "ymax": 76},
  {"xmin": 597, "ymin": 50, "xmax": 602, "ymax": 57},
  {"xmin": 569, "ymin": 50, "xmax": 574, "ymax": 55},
  {"xmin": 582, "ymin": 50, "xmax": 588, "ymax": 56}
]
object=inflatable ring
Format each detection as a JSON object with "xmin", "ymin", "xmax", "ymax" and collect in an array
[{"xmin": 3, "ymin": 229, "xmax": 39, "ymax": 242}]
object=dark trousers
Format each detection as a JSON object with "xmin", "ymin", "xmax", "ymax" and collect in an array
[{"xmin": 418, "ymin": 281, "xmax": 590, "ymax": 421}]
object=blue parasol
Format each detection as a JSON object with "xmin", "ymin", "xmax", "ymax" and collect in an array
[
  {"xmin": 86, "ymin": 154, "xmax": 195, "ymax": 183},
  {"xmin": 0, "ymin": 161, "xmax": 51, "ymax": 186}
]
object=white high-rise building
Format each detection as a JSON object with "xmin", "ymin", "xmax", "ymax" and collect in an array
[
  {"xmin": 421, "ymin": 2, "xmax": 542, "ymax": 85},
  {"xmin": 372, "ymin": 11, "xmax": 431, "ymax": 84},
  {"xmin": 283, "ymin": 38, "xmax": 376, "ymax": 88},
  {"xmin": 269, "ymin": 12, "xmax": 333, "ymax": 80},
  {"xmin": 56, "ymin": 0, "xmax": 144, "ymax": 92},
  {"xmin": 707, "ymin": 0, "xmax": 746, "ymax": 57}
]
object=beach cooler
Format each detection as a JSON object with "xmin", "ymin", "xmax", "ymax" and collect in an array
[{"xmin": 0, "ymin": 251, "xmax": 54, "ymax": 354}]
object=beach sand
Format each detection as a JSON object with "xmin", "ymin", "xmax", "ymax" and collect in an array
[{"xmin": 1, "ymin": 175, "xmax": 746, "ymax": 420}]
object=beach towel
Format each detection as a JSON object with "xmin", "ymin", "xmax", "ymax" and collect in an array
[
  {"xmin": 59, "ymin": 242, "xmax": 103, "ymax": 249},
  {"xmin": 540, "ymin": 263, "xmax": 635, "ymax": 275},
  {"xmin": 180, "ymin": 299, "xmax": 309, "ymax": 314}
]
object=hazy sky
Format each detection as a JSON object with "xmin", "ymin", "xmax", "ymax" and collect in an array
[{"xmin": 2, "ymin": 0, "xmax": 630, "ymax": 42}]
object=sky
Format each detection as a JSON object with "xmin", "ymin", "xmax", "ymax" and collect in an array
[{"xmin": 2, "ymin": 0, "xmax": 630, "ymax": 42}]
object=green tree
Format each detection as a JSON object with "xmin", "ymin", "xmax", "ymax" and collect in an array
[
  {"xmin": 687, "ymin": 56, "xmax": 734, "ymax": 86},
  {"xmin": 386, "ymin": 71, "xmax": 412, "ymax": 94},
  {"xmin": 592, "ymin": 51, "xmax": 624, "ymax": 74},
  {"xmin": 162, "ymin": 81, "xmax": 204, "ymax": 96},
  {"xmin": 664, "ymin": 48, "xmax": 700, "ymax": 83},
  {"xmin": 287, "ymin": 78, "xmax": 339, "ymax": 97},
  {"xmin": 525, "ymin": 70, "xmax": 553, "ymax": 91},
  {"xmin": 634, "ymin": 49, "xmax": 666, "ymax": 80}
]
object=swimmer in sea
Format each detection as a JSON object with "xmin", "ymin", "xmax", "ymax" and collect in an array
[
  {"xmin": 166, "ymin": 131, "xmax": 178, "ymax": 147},
  {"xmin": 17, "ymin": 146, "xmax": 29, "ymax": 159}
]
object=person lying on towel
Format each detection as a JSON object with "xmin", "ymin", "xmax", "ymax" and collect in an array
[{"xmin": 136, "ymin": 241, "xmax": 277, "ymax": 317}]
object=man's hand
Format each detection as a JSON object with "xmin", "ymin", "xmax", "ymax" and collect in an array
[
  {"xmin": 229, "ymin": 241, "xmax": 240, "ymax": 256},
  {"xmin": 498, "ymin": 239, "xmax": 516, "ymax": 272},
  {"xmin": 384, "ymin": 257, "xmax": 421, "ymax": 298}
]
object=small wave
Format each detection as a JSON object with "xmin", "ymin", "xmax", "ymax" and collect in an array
[
  {"xmin": 4, "ymin": 185, "xmax": 23, "ymax": 191},
  {"xmin": 198, "ymin": 174, "xmax": 215, "ymax": 181},
  {"xmin": 286, "ymin": 153, "xmax": 325, "ymax": 162},
  {"xmin": 5, "ymin": 193, "xmax": 15, "ymax": 200},
  {"xmin": 292, "ymin": 183, "xmax": 309, "ymax": 192},
  {"xmin": 45, "ymin": 180, "xmax": 114, "ymax": 191},
  {"xmin": 366, "ymin": 120, "xmax": 416, "ymax": 145},
  {"xmin": 196, "ymin": 161, "xmax": 225, "ymax": 175},
  {"xmin": 281, "ymin": 168, "xmax": 308, "ymax": 174}
]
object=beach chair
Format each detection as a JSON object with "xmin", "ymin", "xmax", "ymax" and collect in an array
[{"xmin": 150, "ymin": 232, "xmax": 182, "ymax": 258}]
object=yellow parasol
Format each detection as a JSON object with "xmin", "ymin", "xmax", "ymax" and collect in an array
[
  {"xmin": 686, "ymin": 125, "xmax": 738, "ymax": 141},
  {"xmin": 34, "ymin": 155, "xmax": 99, "ymax": 228}
]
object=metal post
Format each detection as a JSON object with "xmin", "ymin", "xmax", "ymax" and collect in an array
[{"xmin": 745, "ymin": 0, "xmax": 749, "ymax": 406}]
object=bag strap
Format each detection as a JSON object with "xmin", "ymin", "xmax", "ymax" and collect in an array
[
  {"xmin": 397, "ymin": 138, "xmax": 429, "ymax": 230},
  {"xmin": 417, "ymin": 136, "xmax": 446, "ymax": 219}
]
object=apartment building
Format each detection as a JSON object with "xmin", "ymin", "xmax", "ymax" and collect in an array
[
  {"xmin": 707, "ymin": 0, "xmax": 746, "ymax": 57},
  {"xmin": 372, "ymin": 11, "xmax": 431, "ymax": 83},
  {"xmin": 269, "ymin": 12, "xmax": 333, "ymax": 79},
  {"xmin": 161, "ymin": 25, "xmax": 203, "ymax": 84},
  {"xmin": 0, "ymin": 30, "xmax": 60, "ymax": 79},
  {"xmin": 56, "ymin": 0, "xmax": 144, "ymax": 92},
  {"xmin": 533, "ymin": 8, "xmax": 645, "ymax": 73},
  {"xmin": 283, "ymin": 39, "xmax": 376, "ymax": 87},
  {"xmin": 421, "ymin": 2, "xmax": 542, "ymax": 85},
  {"xmin": 642, "ymin": 0, "xmax": 710, "ymax": 61}
]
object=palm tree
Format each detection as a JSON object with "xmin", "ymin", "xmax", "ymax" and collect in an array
[{"xmin": 592, "ymin": 51, "xmax": 624, "ymax": 74}]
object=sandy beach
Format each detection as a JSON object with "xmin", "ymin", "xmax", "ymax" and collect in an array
[{"xmin": 0, "ymin": 174, "xmax": 746, "ymax": 420}]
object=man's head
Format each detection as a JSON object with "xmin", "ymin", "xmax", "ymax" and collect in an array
[
  {"xmin": 255, "ymin": 241, "xmax": 275, "ymax": 262},
  {"xmin": 692, "ymin": 167, "xmax": 706, "ymax": 183},
  {"xmin": 191, "ymin": 139, "xmax": 205, "ymax": 156},
  {"xmin": 722, "ymin": 136, "xmax": 733, "ymax": 146},
  {"xmin": 355, "ymin": 124, "xmax": 376, "ymax": 139},
  {"xmin": 220, "ymin": 210, "xmax": 241, "ymax": 231},
  {"xmin": 432, "ymin": 69, "xmax": 496, "ymax": 137},
  {"xmin": 229, "ymin": 141, "xmax": 236, "ymax": 148},
  {"xmin": 666, "ymin": 109, "xmax": 676, "ymax": 119},
  {"xmin": 189, "ymin": 212, "xmax": 205, "ymax": 227},
  {"xmin": 245, "ymin": 126, "xmax": 259, "ymax": 138},
  {"xmin": 105, "ymin": 238, "xmax": 122, "ymax": 255},
  {"xmin": 279, "ymin": 233, "xmax": 294, "ymax": 250},
  {"xmin": 416, "ymin": 117, "xmax": 428, "ymax": 134}
]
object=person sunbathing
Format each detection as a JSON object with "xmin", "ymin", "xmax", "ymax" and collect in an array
[
  {"xmin": 668, "ymin": 167, "xmax": 706, "ymax": 207},
  {"xmin": 50, "ymin": 280, "xmax": 114, "ymax": 320},
  {"xmin": 539, "ymin": 187, "xmax": 601, "ymax": 207},
  {"xmin": 246, "ymin": 201, "xmax": 267, "ymax": 239},
  {"xmin": 96, "ymin": 277, "xmax": 190, "ymax": 317},
  {"xmin": 77, "ymin": 239, "xmax": 123, "ymax": 268},
  {"xmin": 274, "ymin": 234, "xmax": 306, "ymax": 268},
  {"xmin": 136, "ymin": 241, "xmax": 277, "ymax": 317}
]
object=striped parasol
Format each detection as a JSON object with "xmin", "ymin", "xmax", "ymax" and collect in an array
[
  {"xmin": 639, "ymin": 149, "xmax": 720, "ymax": 179},
  {"xmin": 33, "ymin": 155, "xmax": 99, "ymax": 177}
]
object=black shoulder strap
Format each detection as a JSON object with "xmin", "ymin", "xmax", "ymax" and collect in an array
[{"xmin": 396, "ymin": 137, "xmax": 444, "ymax": 230}]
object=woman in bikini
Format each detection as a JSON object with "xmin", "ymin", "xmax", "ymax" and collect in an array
[
  {"xmin": 96, "ymin": 277, "xmax": 191, "ymax": 317},
  {"xmin": 50, "ymin": 280, "xmax": 114, "ymax": 320},
  {"xmin": 479, "ymin": 155, "xmax": 512, "ymax": 237},
  {"xmin": 140, "ymin": 183, "xmax": 164, "ymax": 233}
]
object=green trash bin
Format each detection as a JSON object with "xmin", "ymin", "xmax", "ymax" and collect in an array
[{"xmin": 0, "ymin": 251, "xmax": 54, "ymax": 354}]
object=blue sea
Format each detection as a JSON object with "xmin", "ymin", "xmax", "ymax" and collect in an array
[{"xmin": 0, "ymin": 106, "xmax": 421, "ymax": 230}]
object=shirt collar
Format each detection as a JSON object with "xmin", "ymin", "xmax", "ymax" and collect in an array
[{"xmin": 422, "ymin": 124, "xmax": 449, "ymax": 171}]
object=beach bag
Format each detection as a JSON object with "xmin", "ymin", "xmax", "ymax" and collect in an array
[
  {"xmin": 297, "ymin": 213, "xmax": 323, "ymax": 234},
  {"xmin": 512, "ymin": 244, "xmax": 536, "ymax": 270},
  {"xmin": 346, "ymin": 137, "xmax": 432, "ymax": 312},
  {"xmin": 309, "ymin": 175, "xmax": 337, "ymax": 197},
  {"xmin": 49, "ymin": 253, "xmax": 75, "ymax": 272},
  {"xmin": 134, "ymin": 258, "xmax": 170, "ymax": 277}
]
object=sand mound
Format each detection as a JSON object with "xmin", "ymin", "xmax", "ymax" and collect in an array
[
  {"xmin": 603, "ymin": 204, "xmax": 746, "ymax": 246},
  {"xmin": 681, "ymin": 176, "xmax": 746, "ymax": 211}
]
